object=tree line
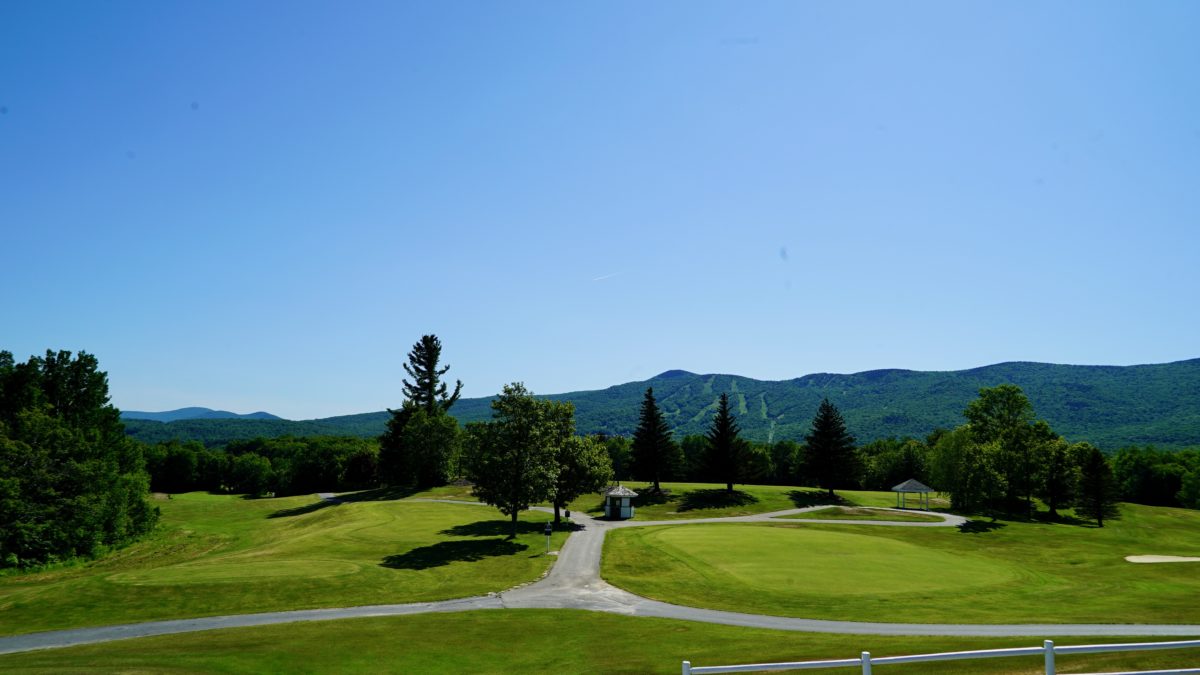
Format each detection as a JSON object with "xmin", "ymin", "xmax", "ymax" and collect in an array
[
  {"xmin": 4, "ymin": 337, "xmax": 1192, "ymax": 569},
  {"xmin": 142, "ymin": 436, "xmax": 379, "ymax": 497}
]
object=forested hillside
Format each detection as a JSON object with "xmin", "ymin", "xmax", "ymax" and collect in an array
[{"xmin": 124, "ymin": 359, "xmax": 1200, "ymax": 450}]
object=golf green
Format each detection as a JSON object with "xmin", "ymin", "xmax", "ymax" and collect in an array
[
  {"xmin": 609, "ymin": 524, "xmax": 1016, "ymax": 599},
  {"xmin": 603, "ymin": 505, "xmax": 1200, "ymax": 624}
]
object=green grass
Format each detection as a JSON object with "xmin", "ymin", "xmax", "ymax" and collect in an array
[
  {"xmin": 603, "ymin": 502, "xmax": 1200, "ymax": 624},
  {"xmin": 566, "ymin": 483, "xmax": 948, "ymax": 520},
  {"xmin": 0, "ymin": 492, "xmax": 567, "ymax": 635},
  {"xmin": 777, "ymin": 506, "xmax": 945, "ymax": 522},
  {"xmin": 2, "ymin": 610, "xmax": 1198, "ymax": 674}
]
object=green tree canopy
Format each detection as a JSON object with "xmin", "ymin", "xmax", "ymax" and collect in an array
[
  {"xmin": 804, "ymin": 398, "xmax": 857, "ymax": 498},
  {"xmin": 461, "ymin": 383, "xmax": 560, "ymax": 538},
  {"xmin": 705, "ymin": 393, "xmax": 743, "ymax": 493},
  {"xmin": 552, "ymin": 435, "xmax": 612, "ymax": 525},
  {"xmin": 0, "ymin": 350, "xmax": 158, "ymax": 568},
  {"xmin": 630, "ymin": 387, "xmax": 681, "ymax": 492},
  {"xmin": 402, "ymin": 334, "xmax": 463, "ymax": 413},
  {"xmin": 381, "ymin": 334, "xmax": 464, "ymax": 488},
  {"xmin": 1077, "ymin": 443, "xmax": 1121, "ymax": 527}
]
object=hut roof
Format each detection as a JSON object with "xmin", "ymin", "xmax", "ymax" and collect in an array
[
  {"xmin": 891, "ymin": 479, "xmax": 933, "ymax": 493},
  {"xmin": 605, "ymin": 485, "xmax": 639, "ymax": 498}
]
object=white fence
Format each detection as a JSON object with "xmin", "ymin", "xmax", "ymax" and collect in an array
[{"xmin": 682, "ymin": 638, "xmax": 1200, "ymax": 675}]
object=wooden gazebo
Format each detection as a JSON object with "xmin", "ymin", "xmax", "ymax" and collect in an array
[{"xmin": 891, "ymin": 478, "xmax": 933, "ymax": 510}]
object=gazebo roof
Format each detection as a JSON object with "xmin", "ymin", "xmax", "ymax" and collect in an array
[
  {"xmin": 605, "ymin": 485, "xmax": 639, "ymax": 498},
  {"xmin": 891, "ymin": 479, "xmax": 933, "ymax": 493}
]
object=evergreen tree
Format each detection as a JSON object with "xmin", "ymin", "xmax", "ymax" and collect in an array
[
  {"xmin": 804, "ymin": 398, "xmax": 857, "ymax": 498},
  {"xmin": 402, "ymin": 334, "xmax": 463, "ymax": 413},
  {"xmin": 630, "ymin": 387, "xmax": 680, "ymax": 492},
  {"xmin": 380, "ymin": 334, "xmax": 463, "ymax": 487},
  {"xmin": 705, "ymin": 393, "xmax": 742, "ymax": 492},
  {"xmin": 1077, "ymin": 443, "xmax": 1121, "ymax": 527}
]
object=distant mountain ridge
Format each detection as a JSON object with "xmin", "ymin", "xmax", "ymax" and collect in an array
[
  {"xmin": 122, "ymin": 407, "xmax": 283, "ymax": 423},
  {"xmin": 122, "ymin": 358, "xmax": 1200, "ymax": 450}
]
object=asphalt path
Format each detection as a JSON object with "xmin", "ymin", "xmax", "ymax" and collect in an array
[{"xmin": 3, "ymin": 498, "xmax": 1198, "ymax": 656}]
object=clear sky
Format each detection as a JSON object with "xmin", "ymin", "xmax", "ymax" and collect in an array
[{"xmin": 2, "ymin": 1, "xmax": 1198, "ymax": 420}]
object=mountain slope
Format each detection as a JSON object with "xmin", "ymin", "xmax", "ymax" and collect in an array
[{"xmin": 122, "ymin": 359, "xmax": 1200, "ymax": 449}]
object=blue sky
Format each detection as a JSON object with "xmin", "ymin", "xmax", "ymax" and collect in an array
[{"xmin": 2, "ymin": 1, "xmax": 1198, "ymax": 420}]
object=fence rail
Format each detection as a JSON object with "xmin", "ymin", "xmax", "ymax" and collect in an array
[{"xmin": 682, "ymin": 638, "xmax": 1200, "ymax": 675}]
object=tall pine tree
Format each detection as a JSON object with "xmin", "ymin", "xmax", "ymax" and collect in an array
[
  {"xmin": 705, "ymin": 393, "xmax": 742, "ymax": 493},
  {"xmin": 804, "ymin": 398, "xmax": 857, "ymax": 498},
  {"xmin": 402, "ymin": 334, "xmax": 463, "ymax": 413},
  {"xmin": 630, "ymin": 387, "xmax": 680, "ymax": 492},
  {"xmin": 380, "ymin": 334, "xmax": 463, "ymax": 488}
]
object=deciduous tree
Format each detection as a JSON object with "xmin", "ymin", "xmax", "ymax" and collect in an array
[
  {"xmin": 0, "ymin": 350, "xmax": 158, "ymax": 568},
  {"xmin": 552, "ymin": 435, "xmax": 612, "ymax": 525},
  {"xmin": 461, "ymin": 383, "xmax": 559, "ymax": 539}
]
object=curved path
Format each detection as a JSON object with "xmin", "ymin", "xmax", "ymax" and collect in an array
[{"xmin": 3, "ymin": 500, "xmax": 1198, "ymax": 656}]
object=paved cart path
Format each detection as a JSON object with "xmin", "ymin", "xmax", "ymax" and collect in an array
[{"xmin": 3, "ymin": 499, "xmax": 1198, "ymax": 656}]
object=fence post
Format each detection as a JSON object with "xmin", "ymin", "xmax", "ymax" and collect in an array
[
  {"xmin": 861, "ymin": 651, "xmax": 872, "ymax": 675},
  {"xmin": 682, "ymin": 660, "xmax": 691, "ymax": 675},
  {"xmin": 1044, "ymin": 639, "xmax": 1055, "ymax": 675}
]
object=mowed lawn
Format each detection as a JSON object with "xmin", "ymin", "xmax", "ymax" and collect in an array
[
  {"xmin": 0, "ymin": 492, "xmax": 566, "ymax": 635},
  {"xmin": 568, "ymin": 482, "xmax": 934, "ymax": 520},
  {"xmin": 2, "ymin": 610, "xmax": 1197, "ymax": 674},
  {"xmin": 603, "ymin": 503, "xmax": 1200, "ymax": 625},
  {"xmin": 777, "ymin": 506, "xmax": 945, "ymax": 522}
]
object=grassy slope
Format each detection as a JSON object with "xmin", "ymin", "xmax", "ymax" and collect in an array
[
  {"xmin": 0, "ymin": 492, "xmax": 566, "ymax": 635},
  {"xmin": 778, "ymin": 506, "xmax": 944, "ymax": 522},
  {"xmin": 2, "ymin": 611, "xmax": 1197, "ymax": 674},
  {"xmin": 603, "ymin": 502, "xmax": 1200, "ymax": 624}
]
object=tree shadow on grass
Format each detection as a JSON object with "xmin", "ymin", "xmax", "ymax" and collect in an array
[
  {"xmin": 678, "ymin": 489, "xmax": 759, "ymax": 512},
  {"xmin": 268, "ymin": 487, "xmax": 424, "ymax": 518},
  {"xmin": 268, "ymin": 501, "xmax": 337, "ymax": 519},
  {"xmin": 958, "ymin": 520, "xmax": 1008, "ymax": 534},
  {"xmin": 631, "ymin": 488, "xmax": 674, "ymax": 507},
  {"xmin": 1033, "ymin": 511, "xmax": 1099, "ymax": 528},
  {"xmin": 380, "ymin": 539, "xmax": 528, "ymax": 570},
  {"xmin": 335, "ymin": 486, "xmax": 421, "ymax": 502},
  {"xmin": 787, "ymin": 489, "xmax": 849, "ymax": 508},
  {"xmin": 441, "ymin": 520, "xmax": 547, "ymax": 537}
]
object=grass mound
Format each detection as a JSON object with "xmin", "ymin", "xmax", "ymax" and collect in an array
[
  {"xmin": 778, "ymin": 506, "xmax": 944, "ymax": 522},
  {"xmin": 0, "ymin": 492, "xmax": 565, "ymax": 635}
]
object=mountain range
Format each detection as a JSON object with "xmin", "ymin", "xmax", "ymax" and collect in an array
[
  {"xmin": 122, "ymin": 358, "xmax": 1200, "ymax": 450},
  {"xmin": 121, "ymin": 407, "xmax": 283, "ymax": 423}
]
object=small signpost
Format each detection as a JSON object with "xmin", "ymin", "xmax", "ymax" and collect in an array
[{"xmin": 544, "ymin": 522, "xmax": 552, "ymax": 554}]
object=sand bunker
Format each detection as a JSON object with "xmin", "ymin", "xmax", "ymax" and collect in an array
[{"xmin": 1125, "ymin": 555, "xmax": 1200, "ymax": 563}]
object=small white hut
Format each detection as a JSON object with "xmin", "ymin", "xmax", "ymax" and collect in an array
[{"xmin": 604, "ymin": 485, "xmax": 638, "ymax": 520}]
